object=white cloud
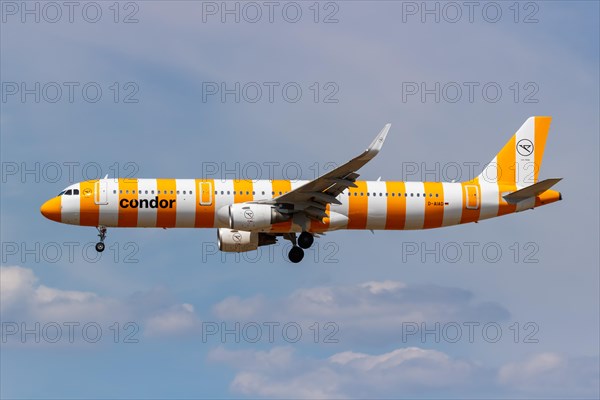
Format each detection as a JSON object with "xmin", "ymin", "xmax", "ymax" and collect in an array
[
  {"xmin": 210, "ymin": 345, "xmax": 475, "ymax": 398},
  {"xmin": 1, "ymin": 265, "xmax": 121, "ymax": 322},
  {"xmin": 212, "ymin": 280, "xmax": 510, "ymax": 345},
  {"xmin": 0, "ymin": 266, "xmax": 37, "ymax": 310},
  {"xmin": 0, "ymin": 266, "xmax": 201, "ymax": 339},
  {"xmin": 145, "ymin": 303, "xmax": 201, "ymax": 337},
  {"xmin": 498, "ymin": 352, "xmax": 600, "ymax": 396},
  {"xmin": 213, "ymin": 295, "xmax": 267, "ymax": 320},
  {"xmin": 210, "ymin": 346, "xmax": 599, "ymax": 399}
]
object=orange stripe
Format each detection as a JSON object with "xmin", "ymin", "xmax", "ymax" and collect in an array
[
  {"xmin": 497, "ymin": 135, "xmax": 516, "ymax": 184},
  {"xmin": 79, "ymin": 180, "xmax": 99, "ymax": 226},
  {"xmin": 460, "ymin": 179, "xmax": 481, "ymax": 224},
  {"xmin": 497, "ymin": 183, "xmax": 517, "ymax": 216},
  {"xmin": 310, "ymin": 204, "xmax": 331, "ymax": 232},
  {"xmin": 270, "ymin": 180, "xmax": 292, "ymax": 232},
  {"xmin": 156, "ymin": 179, "xmax": 177, "ymax": 228},
  {"xmin": 347, "ymin": 181, "xmax": 368, "ymax": 229},
  {"xmin": 233, "ymin": 180, "xmax": 254, "ymax": 203},
  {"xmin": 534, "ymin": 116, "xmax": 551, "ymax": 182},
  {"xmin": 195, "ymin": 179, "xmax": 215, "ymax": 228},
  {"xmin": 385, "ymin": 181, "xmax": 406, "ymax": 230},
  {"xmin": 423, "ymin": 182, "xmax": 444, "ymax": 229},
  {"xmin": 118, "ymin": 178, "xmax": 139, "ymax": 227}
]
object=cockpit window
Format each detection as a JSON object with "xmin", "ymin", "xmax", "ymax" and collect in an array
[
  {"xmin": 57, "ymin": 190, "xmax": 66, "ymax": 196},
  {"xmin": 65, "ymin": 189, "xmax": 73, "ymax": 195},
  {"xmin": 73, "ymin": 189, "xmax": 79, "ymax": 195}
]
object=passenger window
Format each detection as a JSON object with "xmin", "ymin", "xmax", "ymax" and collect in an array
[
  {"xmin": 436, "ymin": 193, "xmax": 439, "ymax": 197},
  {"xmin": 416, "ymin": 193, "xmax": 420, "ymax": 197}
]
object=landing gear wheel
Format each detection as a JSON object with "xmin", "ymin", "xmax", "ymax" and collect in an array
[
  {"xmin": 288, "ymin": 246, "xmax": 304, "ymax": 263},
  {"xmin": 298, "ymin": 232, "xmax": 314, "ymax": 249},
  {"xmin": 95, "ymin": 226, "xmax": 107, "ymax": 253}
]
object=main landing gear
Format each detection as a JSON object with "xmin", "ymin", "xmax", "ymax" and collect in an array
[
  {"xmin": 95, "ymin": 226, "xmax": 107, "ymax": 252},
  {"xmin": 284, "ymin": 232, "xmax": 315, "ymax": 263}
]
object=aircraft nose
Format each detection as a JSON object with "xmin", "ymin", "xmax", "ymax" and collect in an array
[{"xmin": 40, "ymin": 197, "xmax": 62, "ymax": 222}]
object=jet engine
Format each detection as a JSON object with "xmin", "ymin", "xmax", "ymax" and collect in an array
[
  {"xmin": 228, "ymin": 204, "xmax": 290, "ymax": 230},
  {"xmin": 217, "ymin": 228, "xmax": 277, "ymax": 252}
]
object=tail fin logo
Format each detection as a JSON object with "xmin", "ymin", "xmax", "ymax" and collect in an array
[{"xmin": 517, "ymin": 139, "xmax": 534, "ymax": 156}]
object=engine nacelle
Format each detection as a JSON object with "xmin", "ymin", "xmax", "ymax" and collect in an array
[
  {"xmin": 228, "ymin": 204, "xmax": 289, "ymax": 231},
  {"xmin": 217, "ymin": 228, "xmax": 258, "ymax": 252},
  {"xmin": 217, "ymin": 228, "xmax": 277, "ymax": 252}
]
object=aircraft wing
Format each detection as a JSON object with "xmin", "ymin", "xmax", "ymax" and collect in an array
[{"xmin": 255, "ymin": 124, "xmax": 391, "ymax": 220}]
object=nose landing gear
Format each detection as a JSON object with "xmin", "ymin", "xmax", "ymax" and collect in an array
[{"xmin": 95, "ymin": 226, "xmax": 107, "ymax": 252}]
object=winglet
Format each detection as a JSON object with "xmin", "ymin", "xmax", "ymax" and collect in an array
[{"xmin": 360, "ymin": 123, "xmax": 391, "ymax": 160}]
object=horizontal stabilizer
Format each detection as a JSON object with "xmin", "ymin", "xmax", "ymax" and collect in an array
[{"xmin": 503, "ymin": 178, "xmax": 562, "ymax": 204}]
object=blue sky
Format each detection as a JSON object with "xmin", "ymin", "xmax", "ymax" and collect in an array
[{"xmin": 1, "ymin": 1, "xmax": 599, "ymax": 398}]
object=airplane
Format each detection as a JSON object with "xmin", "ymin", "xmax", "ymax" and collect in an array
[{"xmin": 40, "ymin": 116, "xmax": 562, "ymax": 263}]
